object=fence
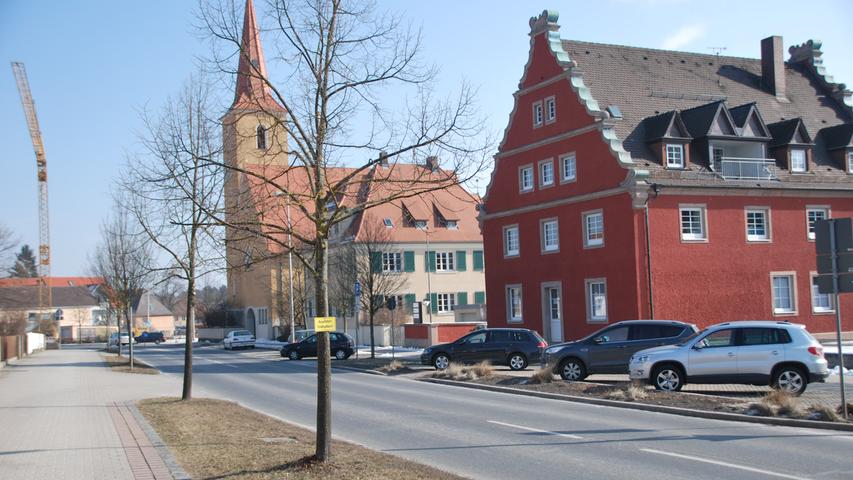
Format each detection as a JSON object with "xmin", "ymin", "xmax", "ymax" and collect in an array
[{"xmin": 26, "ymin": 332, "xmax": 46, "ymax": 354}]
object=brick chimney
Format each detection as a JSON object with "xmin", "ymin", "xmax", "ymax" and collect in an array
[
  {"xmin": 379, "ymin": 151, "xmax": 389, "ymax": 167},
  {"xmin": 761, "ymin": 36, "xmax": 786, "ymax": 99},
  {"xmin": 425, "ymin": 156, "xmax": 439, "ymax": 171}
]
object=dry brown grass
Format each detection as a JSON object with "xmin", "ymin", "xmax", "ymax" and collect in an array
[
  {"xmin": 101, "ymin": 353, "xmax": 158, "ymax": 375},
  {"xmin": 377, "ymin": 360, "xmax": 404, "ymax": 373},
  {"xmin": 605, "ymin": 385, "xmax": 648, "ymax": 402},
  {"xmin": 527, "ymin": 368, "xmax": 554, "ymax": 385},
  {"xmin": 745, "ymin": 402, "xmax": 775, "ymax": 417},
  {"xmin": 809, "ymin": 404, "xmax": 841, "ymax": 422},
  {"xmin": 138, "ymin": 398, "xmax": 467, "ymax": 480},
  {"xmin": 762, "ymin": 391, "xmax": 806, "ymax": 418},
  {"xmin": 430, "ymin": 362, "xmax": 494, "ymax": 381}
]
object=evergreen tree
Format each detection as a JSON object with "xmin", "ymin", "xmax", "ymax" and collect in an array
[{"xmin": 9, "ymin": 245, "xmax": 38, "ymax": 278}]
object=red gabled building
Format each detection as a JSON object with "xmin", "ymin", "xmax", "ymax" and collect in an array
[{"xmin": 482, "ymin": 10, "xmax": 853, "ymax": 342}]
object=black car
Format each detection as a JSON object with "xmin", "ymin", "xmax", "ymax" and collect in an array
[
  {"xmin": 420, "ymin": 328, "xmax": 547, "ymax": 371},
  {"xmin": 134, "ymin": 331, "xmax": 165, "ymax": 344},
  {"xmin": 542, "ymin": 320, "xmax": 698, "ymax": 381},
  {"xmin": 280, "ymin": 332, "xmax": 355, "ymax": 360}
]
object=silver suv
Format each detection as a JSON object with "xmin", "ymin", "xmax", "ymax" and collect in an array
[{"xmin": 629, "ymin": 321, "xmax": 829, "ymax": 395}]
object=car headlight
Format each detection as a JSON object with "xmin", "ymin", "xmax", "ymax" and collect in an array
[
  {"xmin": 632, "ymin": 355, "xmax": 650, "ymax": 363},
  {"xmin": 544, "ymin": 346, "xmax": 562, "ymax": 355}
]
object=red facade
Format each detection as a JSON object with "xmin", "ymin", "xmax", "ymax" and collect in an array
[{"xmin": 482, "ymin": 11, "xmax": 853, "ymax": 341}]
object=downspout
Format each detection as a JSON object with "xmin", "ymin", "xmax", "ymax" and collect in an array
[{"xmin": 644, "ymin": 183, "xmax": 660, "ymax": 320}]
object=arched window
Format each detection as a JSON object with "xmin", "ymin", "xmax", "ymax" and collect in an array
[{"xmin": 256, "ymin": 125, "xmax": 267, "ymax": 150}]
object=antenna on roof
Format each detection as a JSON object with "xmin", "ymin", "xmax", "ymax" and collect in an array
[{"xmin": 707, "ymin": 47, "xmax": 727, "ymax": 86}]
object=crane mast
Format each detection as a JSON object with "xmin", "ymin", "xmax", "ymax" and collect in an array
[{"xmin": 11, "ymin": 62, "xmax": 52, "ymax": 316}]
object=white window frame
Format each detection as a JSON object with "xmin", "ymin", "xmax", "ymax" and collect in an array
[
  {"xmin": 545, "ymin": 96, "xmax": 556, "ymax": 124},
  {"xmin": 519, "ymin": 164, "xmax": 534, "ymax": 192},
  {"xmin": 541, "ymin": 218, "xmax": 559, "ymax": 253},
  {"xmin": 585, "ymin": 278, "xmax": 608, "ymax": 323},
  {"xmin": 806, "ymin": 206, "xmax": 829, "ymax": 241},
  {"xmin": 383, "ymin": 218, "xmax": 394, "ymax": 228},
  {"xmin": 811, "ymin": 272, "xmax": 835, "ymax": 314},
  {"xmin": 790, "ymin": 149, "xmax": 807, "ymax": 173},
  {"xmin": 506, "ymin": 285, "xmax": 523, "ymax": 323},
  {"xmin": 583, "ymin": 210, "xmax": 604, "ymax": 248},
  {"xmin": 382, "ymin": 252, "xmax": 402, "ymax": 272},
  {"xmin": 436, "ymin": 293, "xmax": 456, "ymax": 314},
  {"xmin": 679, "ymin": 205, "xmax": 707, "ymax": 242},
  {"xmin": 665, "ymin": 144, "xmax": 684, "ymax": 168},
  {"xmin": 539, "ymin": 159, "xmax": 554, "ymax": 187},
  {"xmin": 770, "ymin": 272, "xmax": 797, "ymax": 316},
  {"xmin": 503, "ymin": 225, "xmax": 520, "ymax": 257},
  {"xmin": 847, "ymin": 151, "xmax": 853, "ymax": 174},
  {"xmin": 744, "ymin": 207, "xmax": 771, "ymax": 242},
  {"xmin": 533, "ymin": 101, "xmax": 544, "ymax": 128},
  {"xmin": 560, "ymin": 153, "xmax": 576, "ymax": 183},
  {"xmin": 435, "ymin": 251, "xmax": 455, "ymax": 272}
]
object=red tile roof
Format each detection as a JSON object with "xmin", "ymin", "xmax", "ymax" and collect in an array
[{"xmin": 0, "ymin": 277, "xmax": 102, "ymax": 288}]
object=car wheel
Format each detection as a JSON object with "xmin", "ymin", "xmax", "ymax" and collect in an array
[
  {"xmin": 508, "ymin": 353, "xmax": 528, "ymax": 371},
  {"xmin": 155, "ymin": 340, "xmax": 161, "ymax": 345},
  {"xmin": 772, "ymin": 366, "xmax": 807, "ymax": 396},
  {"xmin": 224, "ymin": 342, "xmax": 230, "ymax": 350},
  {"xmin": 433, "ymin": 353, "xmax": 450, "ymax": 370},
  {"xmin": 334, "ymin": 349, "xmax": 347, "ymax": 360},
  {"xmin": 559, "ymin": 358, "xmax": 587, "ymax": 381},
  {"xmin": 652, "ymin": 364, "xmax": 684, "ymax": 392},
  {"xmin": 289, "ymin": 350, "xmax": 301, "ymax": 360},
  {"xmin": 250, "ymin": 345, "xmax": 255, "ymax": 349}
]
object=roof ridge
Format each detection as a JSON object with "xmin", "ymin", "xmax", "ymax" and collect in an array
[{"xmin": 562, "ymin": 39, "xmax": 760, "ymax": 63}]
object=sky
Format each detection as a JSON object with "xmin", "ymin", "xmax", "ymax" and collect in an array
[{"xmin": 1, "ymin": 0, "xmax": 851, "ymax": 276}]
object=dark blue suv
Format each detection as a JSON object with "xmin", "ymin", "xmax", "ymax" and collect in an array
[{"xmin": 421, "ymin": 328, "xmax": 547, "ymax": 371}]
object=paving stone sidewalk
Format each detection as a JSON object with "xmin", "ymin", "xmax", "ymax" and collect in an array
[{"xmin": 0, "ymin": 347, "xmax": 182, "ymax": 480}]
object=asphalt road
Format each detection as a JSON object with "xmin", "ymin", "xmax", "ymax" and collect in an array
[{"xmin": 135, "ymin": 344, "xmax": 853, "ymax": 480}]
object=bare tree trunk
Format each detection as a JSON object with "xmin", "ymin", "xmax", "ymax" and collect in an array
[
  {"xmin": 183, "ymin": 284, "xmax": 195, "ymax": 400},
  {"xmin": 314, "ymin": 237, "xmax": 331, "ymax": 461},
  {"xmin": 369, "ymin": 308, "xmax": 375, "ymax": 359},
  {"xmin": 127, "ymin": 304, "xmax": 134, "ymax": 370}
]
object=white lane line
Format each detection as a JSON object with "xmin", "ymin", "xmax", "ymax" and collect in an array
[
  {"xmin": 487, "ymin": 420, "xmax": 582, "ymax": 439},
  {"xmin": 197, "ymin": 356, "xmax": 239, "ymax": 369},
  {"xmin": 640, "ymin": 448, "xmax": 811, "ymax": 480}
]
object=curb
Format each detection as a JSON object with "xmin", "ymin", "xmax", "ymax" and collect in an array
[
  {"xmin": 127, "ymin": 403, "xmax": 192, "ymax": 480},
  {"xmin": 331, "ymin": 364, "xmax": 388, "ymax": 376},
  {"xmin": 419, "ymin": 377, "xmax": 853, "ymax": 432}
]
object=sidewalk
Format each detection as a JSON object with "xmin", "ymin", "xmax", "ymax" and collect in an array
[{"xmin": 0, "ymin": 347, "xmax": 182, "ymax": 480}]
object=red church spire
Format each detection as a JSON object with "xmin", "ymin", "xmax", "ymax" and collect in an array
[{"xmin": 231, "ymin": 0, "xmax": 285, "ymax": 112}]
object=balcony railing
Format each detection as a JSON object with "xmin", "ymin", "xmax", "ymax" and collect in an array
[{"xmin": 718, "ymin": 157, "xmax": 778, "ymax": 181}]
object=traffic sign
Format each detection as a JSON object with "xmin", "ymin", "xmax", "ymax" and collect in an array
[
  {"xmin": 817, "ymin": 253, "xmax": 853, "ymax": 275},
  {"xmin": 412, "ymin": 302, "xmax": 422, "ymax": 324},
  {"xmin": 354, "ymin": 280, "xmax": 362, "ymax": 297},
  {"xmin": 387, "ymin": 296, "xmax": 397, "ymax": 311},
  {"xmin": 314, "ymin": 317, "xmax": 336, "ymax": 332},
  {"xmin": 815, "ymin": 273, "xmax": 853, "ymax": 294},
  {"xmin": 816, "ymin": 218, "xmax": 853, "ymax": 255}
]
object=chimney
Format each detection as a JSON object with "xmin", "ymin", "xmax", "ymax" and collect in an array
[
  {"xmin": 761, "ymin": 36, "xmax": 786, "ymax": 99},
  {"xmin": 425, "ymin": 156, "xmax": 439, "ymax": 172},
  {"xmin": 379, "ymin": 151, "xmax": 389, "ymax": 167}
]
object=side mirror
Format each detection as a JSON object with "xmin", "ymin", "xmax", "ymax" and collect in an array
[
  {"xmin": 592, "ymin": 336, "xmax": 606, "ymax": 344},
  {"xmin": 692, "ymin": 342, "xmax": 705, "ymax": 350}
]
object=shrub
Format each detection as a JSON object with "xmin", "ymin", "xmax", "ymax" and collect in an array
[
  {"xmin": 606, "ymin": 389, "xmax": 626, "ymax": 401},
  {"xmin": 761, "ymin": 391, "xmax": 804, "ymax": 418},
  {"xmin": 808, "ymin": 404, "xmax": 841, "ymax": 422},
  {"xmin": 430, "ymin": 362, "xmax": 492, "ymax": 381},
  {"xmin": 528, "ymin": 368, "xmax": 554, "ymax": 384},
  {"xmin": 837, "ymin": 403, "xmax": 853, "ymax": 418},
  {"xmin": 378, "ymin": 360, "xmax": 404, "ymax": 373},
  {"xmin": 745, "ymin": 402, "xmax": 775, "ymax": 417},
  {"xmin": 605, "ymin": 385, "xmax": 648, "ymax": 402},
  {"xmin": 470, "ymin": 361, "xmax": 494, "ymax": 379}
]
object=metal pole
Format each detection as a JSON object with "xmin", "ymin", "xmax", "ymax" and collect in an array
[
  {"xmin": 829, "ymin": 220, "xmax": 848, "ymax": 419},
  {"xmin": 287, "ymin": 202, "xmax": 295, "ymax": 343},
  {"xmin": 128, "ymin": 303, "xmax": 134, "ymax": 371},
  {"xmin": 354, "ymin": 299, "xmax": 360, "ymax": 359},
  {"xmin": 425, "ymin": 226, "xmax": 432, "ymax": 324}
]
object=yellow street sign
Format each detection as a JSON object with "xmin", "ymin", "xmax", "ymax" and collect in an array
[{"xmin": 314, "ymin": 317, "xmax": 336, "ymax": 332}]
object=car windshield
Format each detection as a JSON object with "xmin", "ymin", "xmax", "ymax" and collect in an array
[
  {"xmin": 234, "ymin": 331, "xmax": 252, "ymax": 336},
  {"xmin": 676, "ymin": 328, "xmax": 707, "ymax": 346}
]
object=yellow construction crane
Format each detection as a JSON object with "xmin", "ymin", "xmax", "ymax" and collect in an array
[{"xmin": 11, "ymin": 62, "xmax": 52, "ymax": 318}]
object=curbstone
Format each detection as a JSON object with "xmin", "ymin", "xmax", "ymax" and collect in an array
[{"xmin": 128, "ymin": 402, "xmax": 192, "ymax": 480}]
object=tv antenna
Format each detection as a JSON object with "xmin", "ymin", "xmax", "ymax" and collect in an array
[{"xmin": 707, "ymin": 47, "xmax": 727, "ymax": 85}]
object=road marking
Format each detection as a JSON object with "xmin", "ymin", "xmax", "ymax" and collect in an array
[
  {"xmin": 199, "ymin": 356, "xmax": 239, "ymax": 369},
  {"xmin": 487, "ymin": 420, "xmax": 582, "ymax": 439},
  {"xmin": 640, "ymin": 448, "xmax": 811, "ymax": 480}
]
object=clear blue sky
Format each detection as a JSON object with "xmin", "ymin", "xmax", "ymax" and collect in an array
[{"xmin": 1, "ymin": 0, "xmax": 851, "ymax": 276}]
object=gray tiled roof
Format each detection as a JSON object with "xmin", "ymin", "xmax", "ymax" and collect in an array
[
  {"xmin": 561, "ymin": 40, "xmax": 853, "ymax": 187},
  {"xmin": 131, "ymin": 292, "xmax": 173, "ymax": 317},
  {"xmin": 0, "ymin": 286, "xmax": 100, "ymax": 309}
]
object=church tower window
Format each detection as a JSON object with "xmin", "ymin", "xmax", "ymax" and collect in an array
[{"xmin": 256, "ymin": 125, "xmax": 267, "ymax": 150}]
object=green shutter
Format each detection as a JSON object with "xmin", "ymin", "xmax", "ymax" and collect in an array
[
  {"xmin": 405, "ymin": 293, "xmax": 416, "ymax": 313},
  {"xmin": 425, "ymin": 251, "xmax": 436, "ymax": 272},
  {"xmin": 430, "ymin": 292, "xmax": 438, "ymax": 313},
  {"xmin": 457, "ymin": 292, "xmax": 468, "ymax": 305},
  {"xmin": 403, "ymin": 251, "xmax": 415, "ymax": 272},
  {"xmin": 370, "ymin": 252, "xmax": 382, "ymax": 273},
  {"xmin": 473, "ymin": 250, "xmax": 484, "ymax": 271},
  {"xmin": 455, "ymin": 251, "xmax": 466, "ymax": 271},
  {"xmin": 474, "ymin": 291, "xmax": 486, "ymax": 304}
]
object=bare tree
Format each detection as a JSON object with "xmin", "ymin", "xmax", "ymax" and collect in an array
[
  {"xmin": 122, "ymin": 75, "xmax": 224, "ymax": 401},
  {"xmin": 198, "ymin": 0, "xmax": 492, "ymax": 460},
  {"xmin": 0, "ymin": 310, "xmax": 27, "ymax": 336},
  {"xmin": 0, "ymin": 223, "xmax": 18, "ymax": 274},
  {"xmin": 152, "ymin": 274, "xmax": 184, "ymax": 314},
  {"xmin": 90, "ymin": 205, "xmax": 151, "ymax": 365}
]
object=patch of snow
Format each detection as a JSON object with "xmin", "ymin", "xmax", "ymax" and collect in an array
[
  {"xmin": 828, "ymin": 366, "xmax": 853, "ymax": 376},
  {"xmin": 255, "ymin": 339, "xmax": 287, "ymax": 349}
]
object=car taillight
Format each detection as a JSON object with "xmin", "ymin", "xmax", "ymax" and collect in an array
[
  {"xmin": 808, "ymin": 345, "xmax": 824, "ymax": 357},
  {"xmin": 537, "ymin": 341, "xmax": 547, "ymax": 349}
]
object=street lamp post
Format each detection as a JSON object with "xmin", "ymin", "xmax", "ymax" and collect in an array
[{"xmin": 421, "ymin": 223, "xmax": 433, "ymax": 324}]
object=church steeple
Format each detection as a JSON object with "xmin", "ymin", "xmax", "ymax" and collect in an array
[{"xmin": 231, "ymin": 0, "xmax": 285, "ymax": 112}]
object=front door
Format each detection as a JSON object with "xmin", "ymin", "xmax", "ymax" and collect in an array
[{"xmin": 541, "ymin": 283, "xmax": 563, "ymax": 343}]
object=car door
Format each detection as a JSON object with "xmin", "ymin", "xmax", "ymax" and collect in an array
[
  {"xmin": 687, "ymin": 328, "xmax": 737, "ymax": 380},
  {"xmin": 484, "ymin": 331, "xmax": 511, "ymax": 364},
  {"xmin": 737, "ymin": 328, "xmax": 787, "ymax": 382},
  {"xmin": 587, "ymin": 325, "xmax": 630, "ymax": 373},
  {"xmin": 453, "ymin": 331, "xmax": 488, "ymax": 363},
  {"xmin": 300, "ymin": 335, "xmax": 318, "ymax": 357}
]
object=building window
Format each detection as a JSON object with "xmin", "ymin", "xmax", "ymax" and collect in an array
[
  {"xmin": 847, "ymin": 151, "xmax": 853, "ymax": 174},
  {"xmin": 712, "ymin": 147, "xmax": 724, "ymax": 166},
  {"xmin": 436, "ymin": 293, "xmax": 456, "ymax": 313},
  {"xmin": 771, "ymin": 273, "xmax": 796, "ymax": 315},
  {"xmin": 504, "ymin": 225, "xmax": 519, "ymax": 257},
  {"xmin": 791, "ymin": 149, "xmax": 807, "ymax": 173},
  {"xmin": 811, "ymin": 274, "xmax": 834, "ymax": 313},
  {"xmin": 539, "ymin": 160, "xmax": 554, "ymax": 187},
  {"xmin": 435, "ymin": 251, "xmax": 455, "ymax": 271},
  {"xmin": 583, "ymin": 211, "xmax": 604, "ymax": 247},
  {"xmin": 745, "ymin": 208, "xmax": 770, "ymax": 242},
  {"xmin": 445, "ymin": 220, "xmax": 458, "ymax": 230},
  {"xmin": 806, "ymin": 207, "xmax": 828, "ymax": 241},
  {"xmin": 256, "ymin": 125, "xmax": 267, "ymax": 150},
  {"xmin": 561, "ymin": 153, "xmax": 576, "ymax": 183},
  {"xmin": 507, "ymin": 285, "xmax": 522, "ymax": 322},
  {"xmin": 679, "ymin": 206, "xmax": 706, "ymax": 241},
  {"xmin": 519, "ymin": 165, "xmax": 534, "ymax": 192},
  {"xmin": 586, "ymin": 279, "xmax": 607, "ymax": 322},
  {"xmin": 545, "ymin": 96, "xmax": 556, "ymax": 123},
  {"xmin": 382, "ymin": 252, "xmax": 402, "ymax": 272},
  {"xmin": 541, "ymin": 219, "xmax": 559, "ymax": 252},
  {"xmin": 533, "ymin": 101, "xmax": 543, "ymax": 128},
  {"xmin": 383, "ymin": 218, "xmax": 394, "ymax": 228},
  {"xmin": 665, "ymin": 144, "xmax": 684, "ymax": 168}
]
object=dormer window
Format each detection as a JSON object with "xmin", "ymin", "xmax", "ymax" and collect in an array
[
  {"xmin": 415, "ymin": 220, "xmax": 427, "ymax": 229},
  {"xmin": 665, "ymin": 144, "xmax": 684, "ymax": 168},
  {"xmin": 446, "ymin": 220, "xmax": 458, "ymax": 230},
  {"xmin": 533, "ymin": 101, "xmax": 544, "ymax": 128},
  {"xmin": 383, "ymin": 218, "xmax": 394, "ymax": 228},
  {"xmin": 256, "ymin": 125, "xmax": 267, "ymax": 150},
  {"xmin": 790, "ymin": 149, "xmax": 807, "ymax": 173}
]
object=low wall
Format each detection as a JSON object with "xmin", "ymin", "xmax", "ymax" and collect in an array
[
  {"xmin": 1, "ymin": 336, "xmax": 22, "ymax": 363},
  {"xmin": 25, "ymin": 332, "xmax": 45, "ymax": 354},
  {"xmin": 197, "ymin": 327, "xmax": 243, "ymax": 341},
  {"xmin": 402, "ymin": 322, "xmax": 485, "ymax": 347}
]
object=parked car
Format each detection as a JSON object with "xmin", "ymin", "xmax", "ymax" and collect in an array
[
  {"xmin": 421, "ymin": 328, "xmax": 547, "ymax": 371},
  {"xmin": 543, "ymin": 320, "xmax": 698, "ymax": 380},
  {"xmin": 223, "ymin": 330, "xmax": 255, "ymax": 350},
  {"xmin": 134, "ymin": 331, "xmax": 165, "ymax": 344},
  {"xmin": 108, "ymin": 332, "xmax": 135, "ymax": 348},
  {"xmin": 629, "ymin": 321, "xmax": 829, "ymax": 395},
  {"xmin": 280, "ymin": 332, "xmax": 355, "ymax": 360}
]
